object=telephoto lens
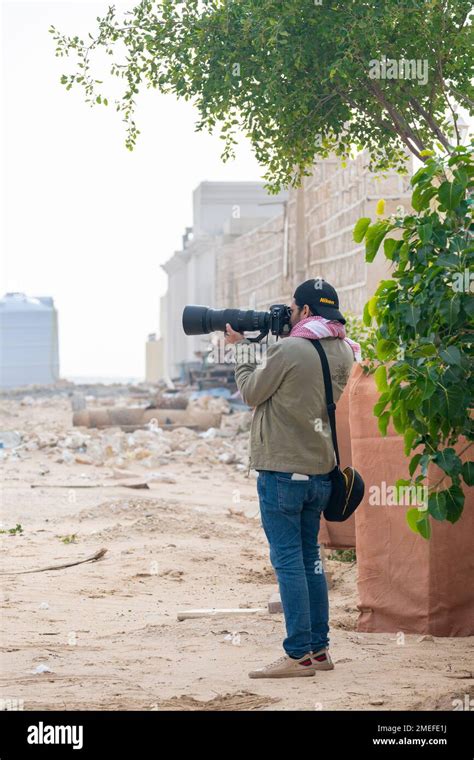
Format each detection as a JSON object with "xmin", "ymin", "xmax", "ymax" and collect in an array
[{"xmin": 182, "ymin": 305, "xmax": 268, "ymax": 336}]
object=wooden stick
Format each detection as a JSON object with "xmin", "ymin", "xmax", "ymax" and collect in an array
[
  {"xmin": 0, "ymin": 548, "xmax": 108, "ymax": 575},
  {"xmin": 177, "ymin": 607, "xmax": 266, "ymax": 621},
  {"xmin": 30, "ymin": 482, "xmax": 149, "ymax": 490}
]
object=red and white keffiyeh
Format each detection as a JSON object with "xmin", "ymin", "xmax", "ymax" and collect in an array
[{"xmin": 287, "ymin": 315, "xmax": 362, "ymax": 362}]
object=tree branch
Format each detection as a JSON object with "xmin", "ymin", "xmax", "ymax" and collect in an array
[
  {"xmin": 409, "ymin": 97, "xmax": 453, "ymax": 152},
  {"xmin": 367, "ymin": 82, "xmax": 425, "ymax": 159}
]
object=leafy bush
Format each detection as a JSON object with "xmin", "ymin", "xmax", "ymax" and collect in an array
[{"xmin": 356, "ymin": 144, "xmax": 473, "ymax": 538}]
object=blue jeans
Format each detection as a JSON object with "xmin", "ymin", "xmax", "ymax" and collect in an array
[{"xmin": 256, "ymin": 469, "xmax": 333, "ymax": 659}]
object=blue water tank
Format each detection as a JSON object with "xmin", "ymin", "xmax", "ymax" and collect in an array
[{"xmin": 0, "ymin": 292, "xmax": 60, "ymax": 388}]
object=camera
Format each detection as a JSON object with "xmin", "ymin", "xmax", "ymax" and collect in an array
[{"xmin": 182, "ymin": 304, "xmax": 292, "ymax": 342}]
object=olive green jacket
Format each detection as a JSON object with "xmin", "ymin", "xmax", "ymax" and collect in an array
[{"xmin": 234, "ymin": 336, "xmax": 355, "ymax": 475}]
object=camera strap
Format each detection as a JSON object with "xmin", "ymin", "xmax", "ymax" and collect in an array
[{"xmin": 309, "ymin": 339, "xmax": 340, "ymax": 468}]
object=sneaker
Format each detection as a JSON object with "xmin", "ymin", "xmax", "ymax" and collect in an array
[
  {"xmin": 310, "ymin": 647, "xmax": 334, "ymax": 670},
  {"xmin": 248, "ymin": 652, "xmax": 315, "ymax": 679}
]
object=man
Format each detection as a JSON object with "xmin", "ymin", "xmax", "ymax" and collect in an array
[{"xmin": 224, "ymin": 279, "xmax": 359, "ymax": 679}]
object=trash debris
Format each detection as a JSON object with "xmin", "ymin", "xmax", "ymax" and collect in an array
[
  {"xmin": 32, "ymin": 664, "xmax": 53, "ymax": 674},
  {"xmin": 75, "ymin": 455, "xmax": 94, "ymax": 465},
  {"xmin": 20, "ymin": 396, "xmax": 35, "ymax": 406},
  {"xmin": 112, "ymin": 468, "xmax": 141, "ymax": 479},
  {"xmin": 190, "ymin": 387, "xmax": 232, "ymax": 399},
  {"xmin": 200, "ymin": 427, "xmax": 218, "ymax": 439},
  {"xmin": 147, "ymin": 392, "xmax": 188, "ymax": 410},
  {"xmin": 148, "ymin": 472, "xmax": 177, "ymax": 484},
  {"xmin": 0, "ymin": 431, "xmax": 21, "ymax": 449},
  {"xmin": 70, "ymin": 392, "xmax": 86, "ymax": 412},
  {"xmin": 218, "ymin": 452, "xmax": 236, "ymax": 464},
  {"xmin": 223, "ymin": 632, "xmax": 242, "ymax": 646}
]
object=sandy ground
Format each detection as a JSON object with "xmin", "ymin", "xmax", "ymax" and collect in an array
[{"xmin": 1, "ymin": 394, "xmax": 473, "ymax": 712}]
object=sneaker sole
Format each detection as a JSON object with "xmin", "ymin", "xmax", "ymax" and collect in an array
[{"xmin": 312, "ymin": 663, "xmax": 334, "ymax": 670}]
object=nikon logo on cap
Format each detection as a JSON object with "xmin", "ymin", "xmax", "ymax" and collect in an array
[{"xmin": 320, "ymin": 297, "xmax": 335, "ymax": 305}]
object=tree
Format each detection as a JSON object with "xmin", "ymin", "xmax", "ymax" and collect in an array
[{"xmin": 50, "ymin": 0, "xmax": 473, "ymax": 192}]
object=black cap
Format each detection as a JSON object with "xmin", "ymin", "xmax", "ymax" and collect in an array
[{"xmin": 293, "ymin": 278, "xmax": 346, "ymax": 324}]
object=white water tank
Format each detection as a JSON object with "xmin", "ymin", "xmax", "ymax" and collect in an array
[{"xmin": 0, "ymin": 292, "xmax": 60, "ymax": 388}]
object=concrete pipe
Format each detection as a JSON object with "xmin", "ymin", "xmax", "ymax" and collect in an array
[{"xmin": 73, "ymin": 407, "xmax": 221, "ymax": 431}]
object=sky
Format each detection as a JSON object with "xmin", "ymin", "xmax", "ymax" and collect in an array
[{"xmin": 1, "ymin": 0, "xmax": 265, "ymax": 380}]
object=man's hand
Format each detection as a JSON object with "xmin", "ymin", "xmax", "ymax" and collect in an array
[{"xmin": 224, "ymin": 322, "xmax": 245, "ymax": 346}]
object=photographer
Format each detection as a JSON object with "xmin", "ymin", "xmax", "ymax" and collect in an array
[{"xmin": 224, "ymin": 278, "xmax": 360, "ymax": 679}]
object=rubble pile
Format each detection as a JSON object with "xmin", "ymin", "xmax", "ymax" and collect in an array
[{"xmin": 0, "ymin": 411, "xmax": 252, "ymax": 472}]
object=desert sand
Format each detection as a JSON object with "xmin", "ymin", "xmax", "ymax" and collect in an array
[{"xmin": 1, "ymin": 391, "xmax": 472, "ymax": 711}]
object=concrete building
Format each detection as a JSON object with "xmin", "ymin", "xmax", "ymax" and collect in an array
[{"xmin": 160, "ymin": 181, "xmax": 288, "ymax": 380}]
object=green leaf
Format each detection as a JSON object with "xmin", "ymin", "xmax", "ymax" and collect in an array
[
  {"xmin": 362, "ymin": 301, "xmax": 372, "ymax": 326},
  {"xmin": 428, "ymin": 491, "xmax": 447, "ymax": 521},
  {"xmin": 374, "ymin": 365, "xmax": 388, "ymax": 392},
  {"xmin": 392, "ymin": 410, "xmax": 405, "ymax": 434},
  {"xmin": 403, "ymin": 428, "xmax": 418, "ymax": 456},
  {"xmin": 409, "ymin": 453, "xmax": 422, "ymax": 477},
  {"xmin": 439, "ymin": 346, "xmax": 461, "ymax": 366},
  {"xmin": 453, "ymin": 167, "xmax": 469, "ymax": 188},
  {"xmin": 414, "ymin": 344, "xmax": 436, "ymax": 359},
  {"xmin": 461, "ymin": 461, "xmax": 474, "ymax": 486},
  {"xmin": 406, "ymin": 507, "xmax": 420, "ymax": 533},
  {"xmin": 376, "ymin": 339, "xmax": 396, "ymax": 361},
  {"xmin": 367, "ymin": 296, "xmax": 378, "ymax": 317},
  {"xmin": 353, "ymin": 217, "xmax": 371, "ymax": 243},
  {"xmin": 373, "ymin": 392, "xmax": 390, "ymax": 416},
  {"xmin": 400, "ymin": 303, "xmax": 420, "ymax": 328},
  {"xmin": 406, "ymin": 507, "xmax": 431, "ymax": 539},
  {"xmin": 438, "ymin": 180, "xmax": 465, "ymax": 210},
  {"xmin": 439, "ymin": 297, "xmax": 460, "ymax": 326},
  {"xmin": 433, "ymin": 448, "xmax": 462, "ymax": 476},
  {"xmin": 419, "ymin": 377, "xmax": 436, "ymax": 399},
  {"xmin": 416, "ymin": 512, "xmax": 431, "ymax": 539},
  {"xmin": 365, "ymin": 222, "xmax": 391, "ymax": 263},
  {"xmin": 383, "ymin": 238, "xmax": 398, "ymax": 260},
  {"xmin": 378, "ymin": 411, "xmax": 390, "ymax": 436},
  {"xmin": 375, "ymin": 279, "xmax": 397, "ymax": 296},
  {"xmin": 411, "ymin": 185, "xmax": 437, "ymax": 212},
  {"xmin": 419, "ymin": 223, "xmax": 432, "ymax": 244},
  {"xmin": 444, "ymin": 485, "xmax": 464, "ymax": 523},
  {"xmin": 436, "ymin": 252, "xmax": 460, "ymax": 267}
]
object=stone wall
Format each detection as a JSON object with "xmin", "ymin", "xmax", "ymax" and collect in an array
[{"xmin": 216, "ymin": 152, "xmax": 412, "ymax": 315}]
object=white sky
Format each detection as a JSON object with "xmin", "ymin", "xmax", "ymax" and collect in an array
[{"xmin": 1, "ymin": 0, "xmax": 264, "ymax": 379}]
